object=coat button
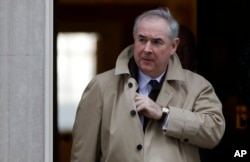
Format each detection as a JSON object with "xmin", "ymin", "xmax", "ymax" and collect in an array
[
  {"xmin": 128, "ymin": 82, "xmax": 133, "ymax": 88},
  {"xmin": 136, "ymin": 144, "xmax": 143, "ymax": 151},
  {"xmin": 183, "ymin": 138, "xmax": 189, "ymax": 142},
  {"xmin": 130, "ymin": 110, "xmax": 136, "ymax": 116}
]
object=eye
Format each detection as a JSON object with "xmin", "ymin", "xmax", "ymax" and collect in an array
[
  {"xmin": 152, "ymin": 39, "xmax": 162, "ymax": 45},
  {"xmin": 139, "ymin": 38, "xmax": 146, "ymax": 43}
]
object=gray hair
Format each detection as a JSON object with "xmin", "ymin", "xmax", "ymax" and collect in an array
[{"xmin": 133, "ymin": 7, "xmax": 179, "ymax": 41}]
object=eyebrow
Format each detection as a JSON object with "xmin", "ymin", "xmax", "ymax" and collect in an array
[
  {"xmin": 153, "ymin": 38, "xmax": 163, "ymax": 42},
  {"xmin": 138, "ymin": 34, "xmax": 146, "ymax": 39},
  {"xmin": 138, "ymin": 34, "xmax": 162, "ymax": 39}
]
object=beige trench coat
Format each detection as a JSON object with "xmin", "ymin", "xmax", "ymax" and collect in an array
[{"xmin": 71, "ymin": 45, "xmax": 225, "ymax": 162}]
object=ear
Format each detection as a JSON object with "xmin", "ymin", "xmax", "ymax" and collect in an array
[{"xmin": 170, "ymin": 38, "xmax": 180, "ymax": 55}]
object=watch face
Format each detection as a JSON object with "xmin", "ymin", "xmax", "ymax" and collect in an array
[
  {"xmin": 160, "ymin": 107, "xmax": 169, "ymax": 122},
  {"xmin": 163, "ymin": 107, "xmax": 169, "ymax": 114}
]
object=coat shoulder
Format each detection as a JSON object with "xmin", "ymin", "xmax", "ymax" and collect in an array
[
  {"xmin": 91, "ymin": 69, "xmax": 120, "ymax": 93},
  {"xmin": 183, "ymin": 69, "xmax": 210, "ymax": 83},
  {"xmin": 95, "ymin": 69, "xmax": 117, "ymax": 84},
  {"xmin": 182, "ymin": 69, "xmax": 214, "ymax": 90}
]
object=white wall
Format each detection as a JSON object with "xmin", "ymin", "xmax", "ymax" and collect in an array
[{"xmin": 0, "ymin": 0, "xmax": 53, "ymax": 161}]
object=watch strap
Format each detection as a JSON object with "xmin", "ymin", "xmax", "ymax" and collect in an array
[{"xmin": 159, "ymin": 106, "xmax": 169, "ymax": 122}]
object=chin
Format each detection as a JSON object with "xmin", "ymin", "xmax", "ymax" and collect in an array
[{"xmin": 141, "ymin": 68, "xmax": 153, "ymax": 76}]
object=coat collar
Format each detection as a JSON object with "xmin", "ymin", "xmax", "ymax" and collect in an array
[
  {"xmin": 115, "ymin": 45, "xmax": 133, "ymax": 75},
  {"xmin": 115, "ymin": 44, "xmax": 185, "ymax": 82}
]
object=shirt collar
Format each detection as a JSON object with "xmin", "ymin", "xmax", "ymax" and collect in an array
[{"xmin": 138, "ymin": 70, "xmax": 165, "ymax": 89}]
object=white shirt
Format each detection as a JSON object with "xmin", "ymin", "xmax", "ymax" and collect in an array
[
  {"xmin": 138, "ymin": 70, "xmax": 163, "ymax": 96},
  {"xmin": 137, "ymin": 70, "xmax": 169, "ymax": 131}
]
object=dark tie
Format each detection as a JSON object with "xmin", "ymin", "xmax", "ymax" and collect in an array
[
  {"xmin": 143, "ymin": 80, "xmax": 159, "ymax": 132},
  {"xmin": 148, "ymin": 80, "xmax": 160, "ymax": 101}
]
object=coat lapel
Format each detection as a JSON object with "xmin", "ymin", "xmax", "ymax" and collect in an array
[{"xmin": 156, "ymin": 80, "xmax": 174, "ymax": 108}]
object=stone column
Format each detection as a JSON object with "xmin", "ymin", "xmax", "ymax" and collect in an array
[{"xmin": 0, "ymin": 0, "xmax": 53, "ymax": 161}]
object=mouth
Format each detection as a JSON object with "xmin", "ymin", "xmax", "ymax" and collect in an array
[{"xmin": 142, "ymin": 58, "xmax": 153, "ymax": 62}]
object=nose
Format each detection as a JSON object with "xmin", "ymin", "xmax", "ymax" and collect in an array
[{"xmin": 143, "ymin": 42, "xmax": 152, "ymax": 53}]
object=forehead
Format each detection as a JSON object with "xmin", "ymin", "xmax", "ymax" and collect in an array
[{"xmin": 137, "ymin": 16, "xmax": 170, "ymax": 37}]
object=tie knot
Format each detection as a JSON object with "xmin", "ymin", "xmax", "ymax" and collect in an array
[{"xmin": 149, "ymin": 80, "xmax": 159, "ymax": 88}]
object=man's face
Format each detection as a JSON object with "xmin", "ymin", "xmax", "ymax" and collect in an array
[{"xmin": 133, "ymin": 17, "xmax": 179, "ymax": 78}]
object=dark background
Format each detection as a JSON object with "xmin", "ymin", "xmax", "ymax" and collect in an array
[{"xmin": 198, "ymin": 0, "xmax": 250, "ymax": 162}]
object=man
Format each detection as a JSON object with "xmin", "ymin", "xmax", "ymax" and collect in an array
[{"xmin": 71, "ymin": 8, "xmax": 225, "ymax": 162}]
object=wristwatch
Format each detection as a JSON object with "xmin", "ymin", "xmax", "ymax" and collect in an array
[{"xmin": 160, "ymin": 106, "xmax": 170, "ymax": 122}]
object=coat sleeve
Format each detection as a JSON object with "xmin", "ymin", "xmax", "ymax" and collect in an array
[
  {"xmin": 165, "ymin": 78, "xmax": 225, "ymax": 149},
  {"xmin": 71, "ymin": 77, "xmax": 102, "ymax": 162}
]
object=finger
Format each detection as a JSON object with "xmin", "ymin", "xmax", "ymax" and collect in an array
[
  {"xmin": 135, "ymin": 99, "xmax": 145, "ymax": 111},
  {"xmin": 135, "ymin": 96, "xmax": 151, "ymax": 109},
  {"xmin": 134, "ymin": 94, "xmax": 145, "ymax": 104},
  {"xmin": 134, "ymin": 93, "xmax": 141, "ymax": 99}
]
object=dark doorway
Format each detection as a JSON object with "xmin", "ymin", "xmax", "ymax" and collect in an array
[{"xmin": 197, "ymin": 0, "xmax": 250, "ymax": 162}]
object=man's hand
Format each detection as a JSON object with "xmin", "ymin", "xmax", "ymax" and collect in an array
[{"xmin": 134, "ymin": 93, "xmax": 162, "ymax": 120}]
